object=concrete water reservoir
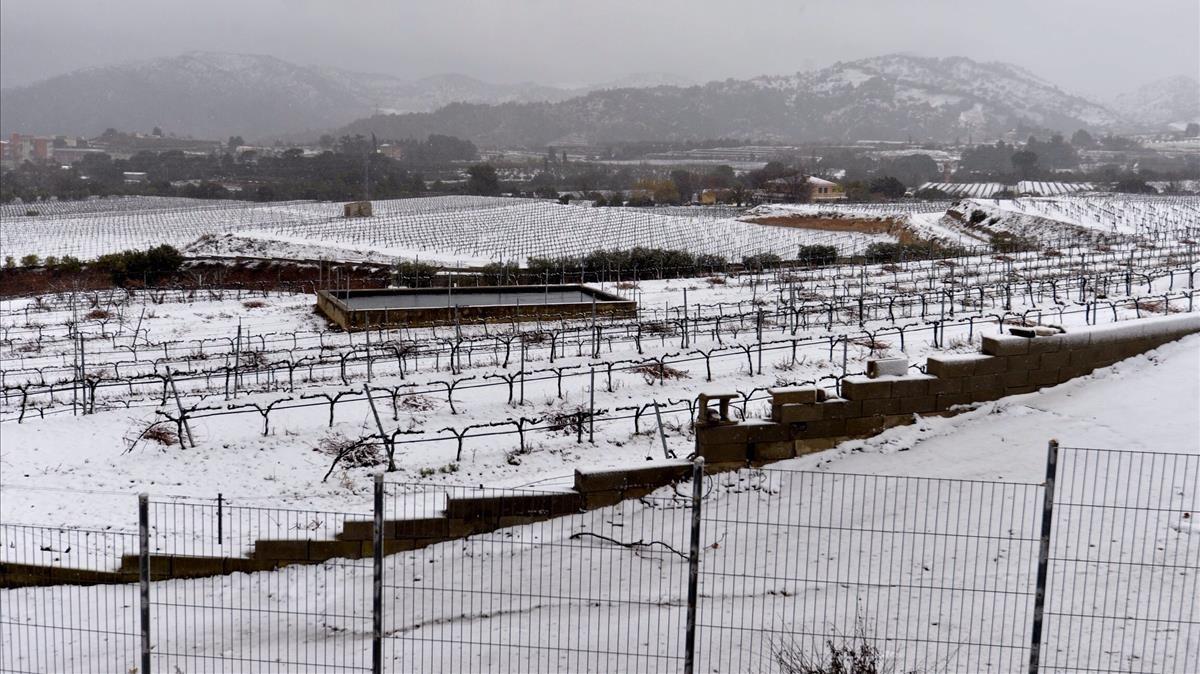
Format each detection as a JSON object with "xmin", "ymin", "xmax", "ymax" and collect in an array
[{"xmin": 316, "ymin": 284, "xmax": 637, "ymax": 330}]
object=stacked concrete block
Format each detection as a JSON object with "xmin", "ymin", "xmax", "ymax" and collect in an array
[
  {"xmin": 696, "ymin": 314, "xmax": 1200, "ymax": 472},
  {"xmin": 573, "ymin": 461, "xmax": 692, "ymax": 508}
]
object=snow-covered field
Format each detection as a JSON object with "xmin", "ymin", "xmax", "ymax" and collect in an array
[
  {"xmin": 2, "ymin": 334, "xmax": 1195, "ymax": 673},
  {"xmin": 1, "ymin": 195, "xmax": 1198, "ymax": 671},
  {"xmin": 1, "ymin": 196, "xmax": 889, "ymax": 265}
]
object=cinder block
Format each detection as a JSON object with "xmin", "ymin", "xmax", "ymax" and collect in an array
[
  {"xmin": 890, "ymin": 375, "xmax": 932, "ymax": 398},
  {"xmin": 797, "ymin": 418, "xmax": 847, "ymax": 438},
  {"xmin": 697, "ymin": 424, "xmax": 754, "ymax": 444},
  {"xmin": 982, "ymin": 334, "xmax": 1029, "ymax": 356},
  {"xmin": 307, "ymin": 540, "xmax": 367, "ymax": 561},
  {"xmin": 392, "ymin": 518, "xmax": 451, "ymax": 539},
  {"xmin": 861, "ymin": 398, "xmax": 901, "ymax": 417},
  {"xmin": 897, "ymin": 396, "xmax": 938, "ymax": 415},
  {"xmin": 963, "ymin": 374, "xmax": 1003, "ymax": 393},
  {"xmin": 752, "ymin": 441, "xmax": 795, "ymax": 461},
  {"xmin": 581, "ymin": 490, "xmax": 624, "ymax": 510},
  {"xmin": 1028, "ymin": 368, "xmax": 1062, "ymax": 386},
  {"xmin": 1006, "ymin": 385, "xmax": 1040, "ymax": 395},
  {"xmin": 448, "ymin": 518, "xmax": 477, "ymax": 538},
  {"xmin": 445, "ymin": 492, "xmax": 584, "ymax": 520},
  {"xmin": 337, "ymin": 520, "xmax": 375, "ymax": 541},
  {"xmin": 866, "ymin": 357, "xmax": 909, "ymax": 378},
  {"xmin": 170, "ymin": 555, "xmax": 228, "ymax": 578},
  {"xmin": 223, "ymin": 557, "xmax": 281, "ymax": 574},
  {"xmin": 926, "ymin": 354, "xmax": 990, "ymax": 378},
  {"xmin": 1039, "ymin": 351, "xmax": 1071, "ymax": 370},
  {"xmin": 936, "ymin": 393, "xmax": 976, "ymax": 411},
  {"xmin": 1006, "ymin": 354, "xmax": 1041, "ymax": 371},
  {"xmin": 573, "ymin": 462, "xmax": 691, "ymax": 493},
  {"xmin": 796, "ymin": 437, "xmax": 842, "ymax": 454},
  {"xmin": 768, "ymin": 386, "xmax": 825, "ymax": 405},
  {"xmin": 253, "ymin": 540, "xmax": 310, "ymax": 561},
  {"xmin": 1026, "ymin": 336, "xmax": 1064, "ymax": 355},
  {"xmin": 972, "ymin": 356, "xmax": 1009, "ymax": 376},
  {"xmin": 1002, "ymin": 370, "xmax": 1029, "ymax": 388},
  {"xmin": 821, "ymin": 399, "xmax": 861, "ymax": 418},
  {"xmin": 779, "ymin": 403, "xmax": 823, "ymax": 423},
  {"xmin": 698, "ymin": 442, "xmax": 749, "ymax": 463},
  {"xmin": 845, "ymin": 415, "xmax": 885, "ymax": 436},
  {"xmin": 840, "ymin": 377, "xmax": 892, "ymax": 400},
  {"xmin": 927, "ymin": 377, "xmax": 962, "ymax": 395}
]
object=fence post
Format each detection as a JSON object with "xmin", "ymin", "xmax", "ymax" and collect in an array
[
  {"xmin": 684, "ymin": 457, "xmax": 704, "ymax": 674},
  {"xmin": 138, "ymin": 493, "xmax": 151, "ymax": 674},
  {"xmin": 1027, "ymin": 439, "xmax": 1059, "ymax": 674},
  {"xmin": 372, "ymin": 473, "xmax": 384, "ymax": 674}
]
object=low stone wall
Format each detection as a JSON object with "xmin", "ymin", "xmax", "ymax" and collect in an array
[
  {"xmin": 1, "ymin": 462, "xmax": 694, "ymax": 588},
  {"xmin": 697, "ymin": 314, "xmax": 1200, "ymax": 466}
]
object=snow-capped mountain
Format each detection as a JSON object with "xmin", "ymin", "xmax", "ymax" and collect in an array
[
  {"xmin": 1, "ymin": 52, "xmax": 623, "ymax": 139},
  {"xmin": 0, "ymin": 52, "xmax": 1162, "ymax": 144},
  {"xmin": 342, "ymin": 54, "xmax": 1132, "ymax": 146},
  {"xmin": 1111, "ymin": 75, "xmax": 1200, "ymax": 129}
]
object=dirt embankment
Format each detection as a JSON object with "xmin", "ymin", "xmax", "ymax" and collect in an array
[
  {"xmin": 0, "ymin": 258, "xmax": 393, "ymax": 299},
  {"xmin": 746, "ymin": 215, "xmax": 922, "ymax": 244}
]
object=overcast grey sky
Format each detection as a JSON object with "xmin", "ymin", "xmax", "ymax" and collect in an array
[{"xmin": 2, "ymin": 0, "xmax": 1197, "ymax": 98}]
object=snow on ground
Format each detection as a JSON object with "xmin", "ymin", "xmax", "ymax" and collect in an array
[{"xmin": 3, "ymin": 333, "xmax": 1195, "ymax": 673}]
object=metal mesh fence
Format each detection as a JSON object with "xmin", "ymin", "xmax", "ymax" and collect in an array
[
  {"xmin": 1040, "ymin": 447, "xmax": 1200, "ymax": 673},
  {"xmin": 2, "ymin": 445, "xmax": 1198, "ymax": 673},
  {"xmin": 695, "ymin": 468, "xmax": 1043, "ymax": 672},
  {"xmin": 0, "ymin": 524, "xmax": 140, "ymax": 674},
  {"xmin": 145, "ymin": 499, "xmax": 375, "ymax": 673},
  {"xmin": 379, "ymin": 482, "xmax": 692, "ymax": 673}
]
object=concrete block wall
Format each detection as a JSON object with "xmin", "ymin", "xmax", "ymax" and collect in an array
[
  {"xmin": 697, "ymin": 314, "xmax": 1200, "ymax": 467},
  {"xmin": 1, "ymin": 462, "xmax": 695, "ymax": 588}
]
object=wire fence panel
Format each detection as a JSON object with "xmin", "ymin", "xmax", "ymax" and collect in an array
[
  {"xmin": 1040, "ymin": 448, "xmax": 1200, "ymax": 674},
  {"xmin": 695, "ymin": 468, "xmax": 1044, "ymax": 673},
  {"xmin": 4, "ymin": 446, "xmax": 1200, "ymax": 673},
  {"xmin": 146, "ymin": 499, "xmax": 375, "ymax": 673},
  {"xmin": 380, "ymin": 482, "xmax": 693, "ymax": 673},
  {"xmin": 0, "ymin": 524, "xmax": 140, "ymax": 673}
]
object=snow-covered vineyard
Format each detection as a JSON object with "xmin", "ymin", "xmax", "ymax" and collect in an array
[
  {"xmin": 1, "ymin": 196, "xmax": 888, "ymax": 264},
  {"xmin": 5, "ymin": 193, "xmax": 1199, "ymax": 266},
  {"xmin": 1, "ymin": 195, "xmax": 1198, "ymax": 672}
]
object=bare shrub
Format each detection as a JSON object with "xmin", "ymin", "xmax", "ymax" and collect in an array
[
  {"xmin": 85, "ymin": 308, "xmax": 112, "ymax": 320},
  {"xmin": 241, "ymin": 350, "xmax": 269, "ymax": 369},
  {"xmin": 316, "ymin": 434, "xmax": 381, "ymax": 468},
  {"xmin": 615, "ymin": 281, "xmax": 639, "ymax": 290},
  {"xmin": 399, "ymin": 394, "xmax": 438, "ymax": 412},
  {"xmin": 143, "ymin": 425, "xmax": 179, "ymax": 447},
  {"xmin": 242, "ymin": 300, "xmax": 268, "ymax": 309},
  {"xmin": 632, "ymin": 363, "xmax": 690, "ymax": 385},
  {"xmin": 772, "ymin": 635, "xmax": 895, "ymax": 674},
  {"xmin": 706, "ymin": 276, "xmax": 727, "ymax": 285},
  {"xmin": 850, "ymin": 337, "xmax": 890, "ymax": 351}
]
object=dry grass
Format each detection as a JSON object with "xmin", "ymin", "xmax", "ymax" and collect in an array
[
  {"xmin": 398, "ymin": 394, "xmax": 438, "ymax": 412},
  {"xmin": 747, "ymin": 215, "xmax": 921, "ymax": 244},
  {"xmin": 242, "ymin": 300, "xmax": 268, "ymax": 309},
  {"xmin": 632, "ymin": 363, "xmax": 690, "ymax": 384},
  {"xmin": 315, "ymin": 434, "xmax": 381, "ymax": 468},
  {"xmin": 84, "ymin": 308, "xmax": 112, "ymax": 320},
  {"xmin": 144, "ymin": 425, "xmax": 179, "ymax": 447}
]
